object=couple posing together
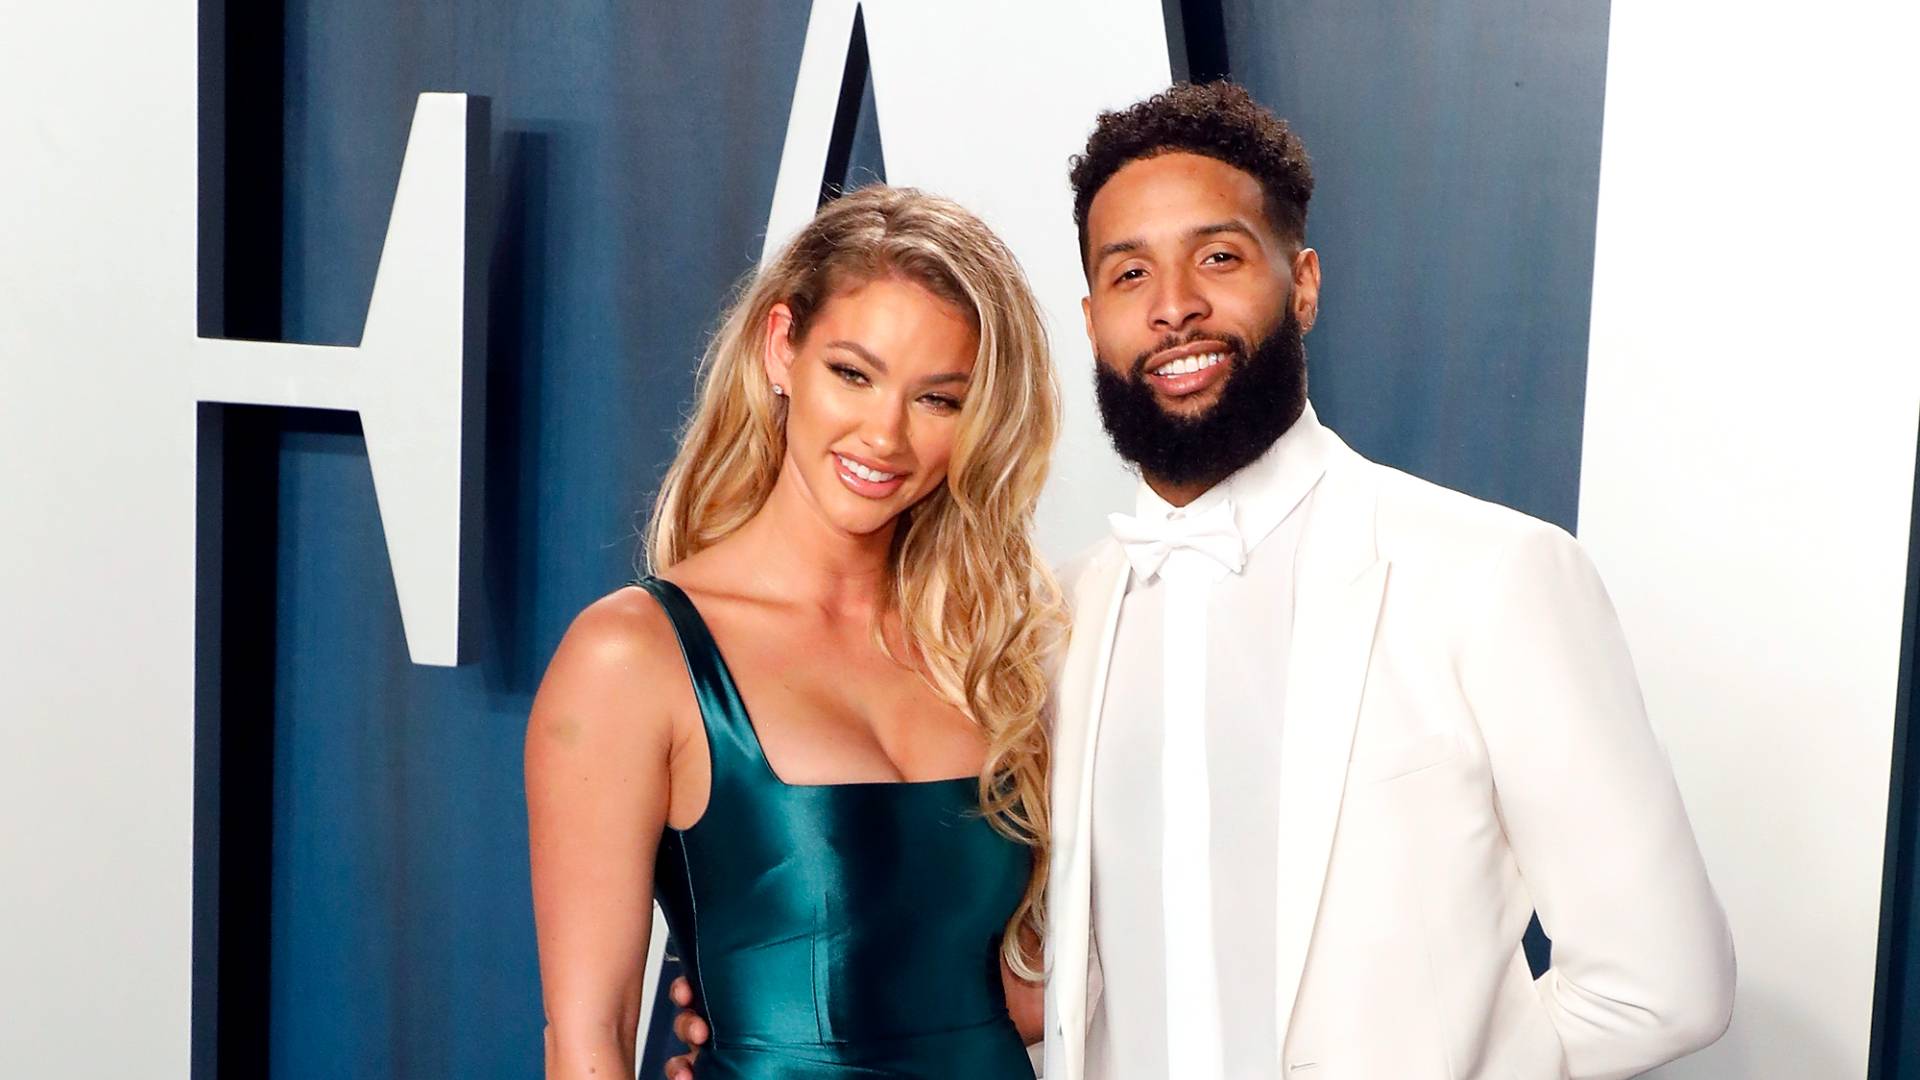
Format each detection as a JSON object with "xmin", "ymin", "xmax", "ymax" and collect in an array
[{"xmin": 526, "ymin": 83, "xmax": 1736, "ymax": 1079}]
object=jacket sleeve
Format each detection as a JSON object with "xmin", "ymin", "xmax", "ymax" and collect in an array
[{"xmin": 1458, "ymin": 523, "xmax": 1736, "ymax": 1080}]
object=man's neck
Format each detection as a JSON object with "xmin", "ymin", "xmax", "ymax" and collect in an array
[
  {"xmin": 1137, "ymin": 404, "xmax": 1306, "ymax": 508},
  {"xmin": 1140, "ymin": 472, "xmax": 1227, "ymax": 508}
]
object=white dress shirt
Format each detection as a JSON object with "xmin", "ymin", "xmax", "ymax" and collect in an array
[{"xmin": 1086, "ymin": 414, "xmax": 1328, "ymax": 1080}]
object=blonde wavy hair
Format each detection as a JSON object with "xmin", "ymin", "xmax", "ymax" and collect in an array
[{"xmin": 645, "ymin": 185, "xmax": 1065, "ymax": 978}]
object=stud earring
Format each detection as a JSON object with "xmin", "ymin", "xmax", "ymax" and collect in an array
[{"xmin": 771, "ymin": 384, "xmax": 786, "ymax": 397}]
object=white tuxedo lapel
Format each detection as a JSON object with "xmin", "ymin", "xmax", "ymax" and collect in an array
[
  {"xmin": 1271, "ymin": 444, "xmax": 1388, "ymax": 1054},
  {"xmin": 1045, "ymin": 542, "xmax": 1130, "ymax": 1080}
]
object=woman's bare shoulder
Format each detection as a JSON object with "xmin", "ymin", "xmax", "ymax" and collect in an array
[
  {"xmin": 563, "ymin": 584, "xmax": 681, "ymax": 666},
  {"xmin": 531, "ymin": 584, "xmax": 687, "ymax": 745}
]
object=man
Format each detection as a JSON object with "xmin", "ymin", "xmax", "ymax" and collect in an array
[
  {"xmin": 668, "ymin": 81, "xmax": 1734, "ymax": 1079},
  {"xmin": 1044, "ymin": 82, "xmax": 1732, "ymax": 1079}
]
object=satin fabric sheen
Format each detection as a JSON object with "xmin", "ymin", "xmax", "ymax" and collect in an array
[{"xmin": 635, "ymin": 578, "xmax": 1034, "ymax": 1079}]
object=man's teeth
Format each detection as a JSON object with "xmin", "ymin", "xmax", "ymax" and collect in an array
[
  {"xmin": 1154, "ymin": 352, "xmax": 1225, "ymax": 377},
  {"xmin": 837, "ymin": 454, "xmax": 898, "ymax": 483}
]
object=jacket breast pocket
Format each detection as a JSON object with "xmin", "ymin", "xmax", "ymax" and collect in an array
[{"xmin": 1350, "ymin": 731, "xmax": 1460, "ymax": 784}]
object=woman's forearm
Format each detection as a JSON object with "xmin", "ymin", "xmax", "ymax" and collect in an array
[{"xmin": 545, "ymin": 1021, "xmax": 637, "ymax": 1080}]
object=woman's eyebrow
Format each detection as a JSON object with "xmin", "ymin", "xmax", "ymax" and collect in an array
[
  {"xmin": 828, "ymin": 339, "xmax": 968, "ymax": 385},
  {"xmin": 825, "ymin": 339, "xmax": 887, "ymax": 371}
]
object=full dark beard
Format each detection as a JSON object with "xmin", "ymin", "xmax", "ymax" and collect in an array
[{"xmin": 1093, "ymin": 311, "xmax": 1308, "ymax": 489}]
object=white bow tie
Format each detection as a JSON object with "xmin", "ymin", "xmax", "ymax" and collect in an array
[{"xmin": 1107, "ymin": 496, "xmax": 1246, "ymax": 581}]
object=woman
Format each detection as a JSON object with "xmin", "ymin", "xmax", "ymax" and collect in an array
[{"xmin": 526, "ymin": 185, "xmax": 1063, "ymax": 1079}]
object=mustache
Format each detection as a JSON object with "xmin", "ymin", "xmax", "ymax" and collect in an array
[{"xmin": 1129, "ymin": 331, "xmax": 1251, "ymax": 378}]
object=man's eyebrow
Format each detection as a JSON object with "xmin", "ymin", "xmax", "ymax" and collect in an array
[
  {"xmin": 826, "ymin": 340, "xmax": 887, "ymax": 373},
  {"xmin": 1188, "ymin": 220, "xmax": 1259, "ymax": 242},
  {"xmin": 1093, "ymin": 238, "xmax": 1143, "ymax": 265},
  {"xmin": 1093, "ymin": 221, "xmax": 1258, "ymax": 267}
]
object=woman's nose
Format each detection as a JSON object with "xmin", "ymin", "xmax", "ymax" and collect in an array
[{"xmin": 858, "ymin": 399, "xmax": 909, "ymax": 456}]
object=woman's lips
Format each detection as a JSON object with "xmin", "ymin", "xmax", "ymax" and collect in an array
[{"xmin": 833, "ymin": 452, "xmax": 907, "ymax": 498}]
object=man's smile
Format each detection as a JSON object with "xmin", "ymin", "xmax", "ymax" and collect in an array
[{"xmin": 1143, "ymin": 340, "xmax": 1235, "ymax": 399}]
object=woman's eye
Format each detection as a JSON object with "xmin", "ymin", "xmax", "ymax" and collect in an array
[
  {"xmin": 830, "ymin": 363, "xmax": 870, "ymax": 385},
  {"xmin": 922, "ymin": 395, "xmax": 962, "ymax": 412}
]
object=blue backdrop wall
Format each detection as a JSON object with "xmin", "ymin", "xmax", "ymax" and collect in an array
[{"xmin": 195, "ymin": 2, "xmax": 1616, "ymax": 1076}]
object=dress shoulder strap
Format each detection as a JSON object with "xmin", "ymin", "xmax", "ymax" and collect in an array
[{"xmin": 630, "ymin": 576, "xmax": 775, "ymax": 787}]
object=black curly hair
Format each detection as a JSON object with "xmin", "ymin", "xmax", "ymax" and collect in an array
[{"xmin": 1069, "ymin": 81, "xmax": 1314, "ymax": 270}]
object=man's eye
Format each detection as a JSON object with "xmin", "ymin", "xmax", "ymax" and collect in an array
[
  {"xmin": 1115, "ymin": 268, "xmax": 1146, "ymax": 285},
  {"xmin": 1203, "ymin": 251, "xmax": 1239, "ymax": 265}
]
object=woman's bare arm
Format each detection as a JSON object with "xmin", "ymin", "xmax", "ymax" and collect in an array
[{"xmin": 527, "ymin": 592, "xmax": 679, "ymax": 1080}]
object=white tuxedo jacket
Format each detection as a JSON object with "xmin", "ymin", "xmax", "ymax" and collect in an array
[{"xmin": 1043, "ymin": 418, "xmax": 1735, "ymax": 1080}]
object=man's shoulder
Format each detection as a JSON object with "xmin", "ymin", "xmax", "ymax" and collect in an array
[{"xmin": 1349, "ymin": 453, "xmax": 1574, "ymax": 567}]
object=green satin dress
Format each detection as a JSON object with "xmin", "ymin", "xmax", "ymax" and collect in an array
[{"xmin": 635, "ymin": 577, "xmax": 1035, "ymax": 1079}]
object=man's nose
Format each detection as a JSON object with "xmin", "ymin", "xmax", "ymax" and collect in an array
[{"xmin": 1149, "ymin": 267, "xmax": 1210, "ymax": 332}]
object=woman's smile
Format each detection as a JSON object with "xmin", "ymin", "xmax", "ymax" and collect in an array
[{"xmin": 833, "ymin": 450, "xmax": 908, "ymax": 498}]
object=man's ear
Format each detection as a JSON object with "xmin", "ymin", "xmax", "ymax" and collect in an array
[
  {"xmin": 1081, "ymin": 295, "xmax": 1096, "ymax": 352},
  {"xmin": 1291, "ymin": 248, "xmax": 1322, "ymax": 333},
  {"xmin": 763, "ymin": 302, "xmax": 797, "ymax": 391}
]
